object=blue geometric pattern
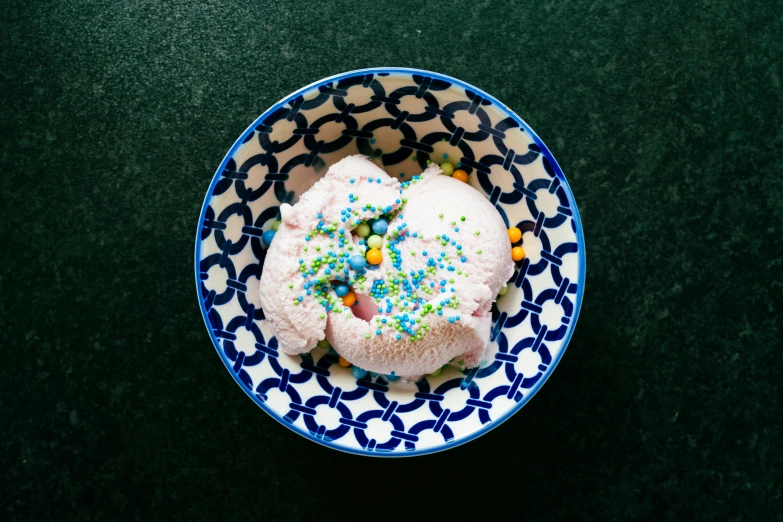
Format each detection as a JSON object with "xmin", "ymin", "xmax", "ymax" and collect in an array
[{"xmin": 195, "ymin": 68, "xmax": 586, "ymax": 456}]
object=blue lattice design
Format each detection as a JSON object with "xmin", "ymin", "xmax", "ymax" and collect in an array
[{"xmin": 195, "ymin": 68, "xmax": 586, "ymax": 457}]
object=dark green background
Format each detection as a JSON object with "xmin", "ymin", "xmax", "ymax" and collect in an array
[{"xmin": 2, "ymin": 0, "xmax": 781, "ymax": 520}]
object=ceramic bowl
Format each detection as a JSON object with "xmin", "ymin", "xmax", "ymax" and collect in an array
[{"xmin": 195, "ymin": 68, "xmax": 585, "ymax": 456}]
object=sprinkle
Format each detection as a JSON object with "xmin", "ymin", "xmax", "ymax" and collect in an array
[{"xmin": 350, "ymin": 178, "xmax": 355, "ymax": 183}]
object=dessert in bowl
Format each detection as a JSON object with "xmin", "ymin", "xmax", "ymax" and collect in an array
[{"xmin": 196, "ymin": 68, "xmax": 585, "ymax": 456}]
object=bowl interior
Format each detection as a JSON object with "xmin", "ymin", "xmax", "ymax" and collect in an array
[{"xmin": 197, "ymin": 68, "xmax": 584, "ymax": 456}]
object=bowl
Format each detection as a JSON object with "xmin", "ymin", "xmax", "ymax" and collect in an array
[{"xmin": 195, "ymin": 68, "xmax": 585, "ymax": 456}]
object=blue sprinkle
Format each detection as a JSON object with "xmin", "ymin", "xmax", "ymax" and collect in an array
[
  {"xmin": 440, "ymin": 288, "xmax": 445, "ymax": 293},
  {"xmin": 376, "ymin": 330, "xmax": 382, "ymax": 335},
  {"xmin": 352, "ymin": 366, "xmax": 367, "ymax": 378},
  {"xmin": 350, "ymin": 178, "xmax": 355, "ymax": 183},
  {"xmin": 461, "ymin": 256, "xmax": 467, "ymax": 262},
  {"xmin": 449, "ymin": 317, "xmax": 455, "ymax": 323},
  {"xmin": 297, "ymin": 296, "xmax": 303, "ymax": 302},
  {"xmin": 396, "ymin": 334, "xmax": 401, "ymax": 340},
  {"xmin": 438, "ymin": 310, "xmax": 443, "ymax": 315}
]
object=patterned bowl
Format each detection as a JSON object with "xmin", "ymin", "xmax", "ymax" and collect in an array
[{"xmin": 195, "ymin": 68, "xmax": 585, "ymax": 456}]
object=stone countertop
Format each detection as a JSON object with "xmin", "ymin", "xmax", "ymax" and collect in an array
[{"xmin": 2, "ymin": 1, "xmax": 781, "ymax": 520}]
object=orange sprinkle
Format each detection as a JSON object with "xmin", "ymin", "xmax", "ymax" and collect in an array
[
  {"xmin": 511, "ymin": 246, "xmax": 525, "ymax": 261},
  {"xmin": 452, "ymin": 169, "xmax": 469, "ymax": 183},
  {"xmin": 338, "ymin": 356, "xmax": 352, "ymax": 368},
  {"xmin": 507, "ymin": 227, "xmax": 522, "ymax": 243},
  {"xmin": 366, "ymin": 248, "xmax": 382, "ymax": 265},
  {"xmin": 342, "ymin": 290, "xmax": 356, "ymax": 307}
]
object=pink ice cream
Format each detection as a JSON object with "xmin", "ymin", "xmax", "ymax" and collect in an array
[{"xmin": 259, "ymin": 155, "xmax": 513, "ymax": 377}]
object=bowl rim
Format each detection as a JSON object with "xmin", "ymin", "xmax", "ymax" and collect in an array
[{"xmin": 194, "ymin": 67, "xmax": 586, "ymax": 457}]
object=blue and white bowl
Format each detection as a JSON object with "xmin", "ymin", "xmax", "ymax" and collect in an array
[{"xmin": 195, "ymin": 68, "xmax": 585, "ymax": 456}]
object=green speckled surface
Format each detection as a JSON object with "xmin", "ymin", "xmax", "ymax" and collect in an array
[{"xmin": 2, "ymin": 1, "xmax": 781, "ymax": 520}]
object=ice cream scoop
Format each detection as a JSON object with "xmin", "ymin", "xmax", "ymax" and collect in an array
[{"xmin": 259, "ymin": 155, "xmax": 514, "ymax": 377}]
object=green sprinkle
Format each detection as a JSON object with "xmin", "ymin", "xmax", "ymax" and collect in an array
[
  {"xmin": 451, "ymin": 221, "xmax": 456, "ymax": 225},
  {"xmin": 439, "ymin": 213, "xmax": 443, "ymax": 218},
  {"xmin": 460, "ymin": 216, "xmax": 466, "ymax": 221},
  {"xmin": 365, "ymin": 334, "xmax": 371, "ymax": 339},
  {"xmin": 319, "ymin": 314, "xmax": 325, "ymax": 319},
  {"xmin": 316, "ymin": 246, "xmax": 320, "ymax": 251},
  {"xmin": 475, "ymin": 230, "xmax": 480, "ymax": 235},
  {"xmin": 477, "ymin": 249, "xmax": 482, "ymax": 254}
]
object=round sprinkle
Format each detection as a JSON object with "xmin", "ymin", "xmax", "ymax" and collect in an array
[
  {"xmin": 460, "ymin": 216, "xmax": 466, "ymax": 222},
  {"xmin": 338, "ymin": 356, "xmax": 352, "ymax": 368},
  {"xmin": 511, "ymin": 246, "xmax": 525, "ymax": 261},
  {"xmin": 342, "ymin": 291, "xmax": 357, "ymax": 307},
  {"xmin": 352, "ymin": 366, "xmax": 367, "ymax": 378},
  {"xmin": 334, "ymin": 284, "xmax": 350, "ymax": 297},
  {"xmin": 356, "ymin": 222, "xmax": 371, "ymax": 237},
  {"xmin": 452, "ymin": 170, "xmax": 469, "ymax": 183},
  {"xmin": 372, "ymin": 219, "xmax": 388, "ymax": 235},
  {"xmin": 367, "ymin": 235, "xmax": 383, "ymax": 249},
  {"xmin": 366, "ymin": 248, "xmax": 383, "ymax": 265},
  {"xmin": 498, "ymin": 284, "xmax": 508, "ymax": 296},
  {"xmin": 262, "ymin": 229, "xmax": 276, "ymax": 247},
  {"xmin": 271, "ymin": 220, "xmax": 282, "ymax": 231},
  {"xmin": 440, "ymin": 162, "xmax": 455, "ymax": 176},
  {"xmin": 508, "ymin": 227, "xmax": 522, "ymax": 243},
  {"xmin": 348, "ymin": 254, "xmax": 366, "ymax": 271}
]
